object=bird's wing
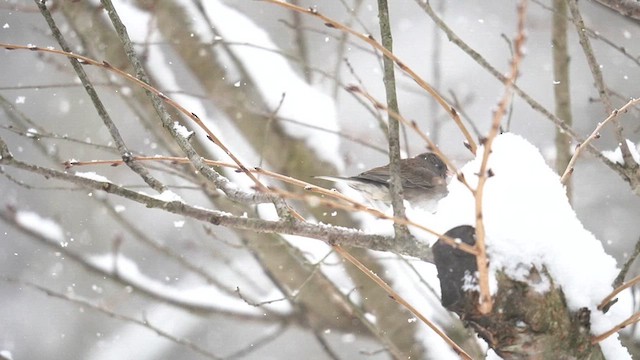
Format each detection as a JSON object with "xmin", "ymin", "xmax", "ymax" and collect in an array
[
  {"xmin": 400, "ymin": 166, "xmax": 440, "ymax": 189},
  {"xmin": 351, "ymin": 166, "xmax": 390, "ymax": 185},
  {"xmin": 313, "ymin": 175, "xmax": 350, "ymax": 182}
]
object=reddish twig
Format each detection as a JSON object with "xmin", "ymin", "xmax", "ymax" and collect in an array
[
  {"xmin": 598, "ymin": 273, "xmax": 640, "ymax": 311},
  {"xmin": 334, "ymin": 245, "xmax": 472, "ymax": 360},
  {"xmin": 66, "ymin": 156, "xmax": 477, "ymax": 254},
  {"xmin": 473, "ymin": 0, "xmax": 528, "ymax": 314},
  {"xmin": 592, "ymin": 310, "xmax": 640, "ymax": 344},
  {"xmin": 261, "ymin": 0, "xmax": 478, "ymax": 154},
  {"xmin": 561, "ymin": 98, "xmax": 640, "ymax": 184},
  {"xmin": 0, "ymin": 42, "xmax": 266, "ymax": 191},
  {"xmin": 346, "ymin": 85, "xmax": 475, "ymax": 193}
]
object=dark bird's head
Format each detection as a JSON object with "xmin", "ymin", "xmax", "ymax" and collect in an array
[{"xmin": 414, "ymin": 153, "xmax": 448, "ymax": 179}]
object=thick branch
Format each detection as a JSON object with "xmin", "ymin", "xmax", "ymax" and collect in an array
[
  {"xmin": 0, "ymin": 146, "xmax": 433, "ymax": 262},
  {"xmin": 377, "ymin": 0, "xmax": 411, "ymax": 241},
  {"xmin": 592, "ymin": 0, "xmax": 640, "ymax": 20}
]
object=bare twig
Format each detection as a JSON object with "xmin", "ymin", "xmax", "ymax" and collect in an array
[
  {"xmin": 377, "ymin": 0, "xmax": 411, "ymax": 242},
  {"xmin": 261, "ymin": 0, "xmax": 478, "ymax": 154},
  {"xmin": 474, "ymin": 0, "xmax": 528, "ymax": 314},
  {"xmin": 592, "ymin": 310, "xmax": 640, "ymax": 344},
  {"xmin": 532, "ymin": 0, "xmax": 640, "ymax": 67},
  {"xmin": 35, "ymin": 0, "xmax": 167, "ymax": 194},
  {"xmin": 343, "ymin": 58, "xmax": 389, "ymax": 139},
  {"xmin": 613, "ymin": 236, "xmax": 640, "ymax": 288},
  {"xmin": 0, "ymin": 42, "xmax": 275, "ymax": 204},
  {"xmin": 290, "ymin": 0, "xmax": 312, "ymax": 83},
  {"xmin": 64, "ymin": 155, "xmax": 476, "ymax": 257},
  {"xmin": 552, "ymin": 0, "xmax": 574, "ymax": 200},
  {"xmin": 331, "ymin": 0, "xmax": 366, "ymax": 98},
  {"xmin": 591, "ymin": 0, "xmax": 640, "ymax": 20},
  {"xmin": 429, "ymin": 0, "xmax": 446, "ymax": 144},
  {"xmin": 346, "ymin": 86, "xmax": 475, "ymax": 193},
  {"xmin": 566, "ymin": 0, "xmax": 635, "ymax": 169},
  {"xmin": 413, "ymin": 0, "xmax": 629, "ymax": 184},
  {"xmin": 0, "ymin": 204, "xmax": 280, "ymax": 318},
  {"xmin": 599, "ymin": 273, "xmax": 640, "ymax": 311},
  {"xmin": 1, "ymin": 147, "xmax": 444, "ymax": 261},
  {"xmin": 224, "ymin": 323, "xmax": 288, "ymax": 360},
  {"xmin": 334, "ymin": 245, "xmax": 472, "ymax": 360},
  {"xmin": 561, "ymin": 98, "xmax": 640, "ymax": 184},
  {"xmin": 1, "ymin": 278, "xmax": 223, "ymax": 360}
]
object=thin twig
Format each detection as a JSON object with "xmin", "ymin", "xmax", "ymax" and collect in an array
[
  {"xmin": 290, "ymin": 0, "xmax": 312, "ymax": 83},
  {"xmin": 35, "ymin": 0, "xmax": 167, "ymax": 194},
  {"xmin": 552, "ymin": 0, "xmax": 574, "ymax": 200},
  {"xmin": 591, "ymin": 0, "xmax": 640, "ymax": 21},
  {"xmin": 531, "ymin": 0, "xmax": 640, "ymax": 67},
  {"xmin": 334, "ymin": 245, "xmax": 472, "ymax": 360},
  {"xmin": 566, "ymin": 0, "xmax": 635, "ymax": 169},
  {"xmin": 346, "ymin": 86, "xmax": 475, "ymax": 193},
  {"xmin": 65, "ymin": 155, "xmax": 476, "ymax": 256},
  {"xmin": 0, "ymin": 204, "xmax": 282, "ymax": 318},
  {"xmin": 561, "ymin": 98, "xmax": 640, "ymax": 184},
  {"xmin": 413, "ymin": 0, "xmax": 629, "ymax": 184},
  {"xmin": 474, "ymin": 0, "xmax": 528, "ymax": 314},
  {"xmin": 0, "ymin": 42, "xmax": 275, "ymax": 204},
  {"xmin": 592, "ymin": 310, "xmax": 640, "ymax": 344},
  {"xmin": 343, "ymin": 58, "xmax": 389, "ymax": 140},
  {"xmin": 599, "ymin": 273, "xmax": 640, "ymax": 311},
  {"xmin": 0, "ymin": 147, "xmax": 443, "ymax": 261},
  {"xmin": 377, "ymin": 0, "xmax": 411, "ymax": 242},
  {"xmin": 613, "ymin": 236, "xmax": 640, "ymax": 288},
  {"xmin": 224, "ymin": 323, "xmax": 289, "ymax": 360},
  {"xmin": 1, "ymin": 278, "xmax": 223, "ymax": 360},
  {"xmin": 261, "ymin": 0, "xmax": 478, "ymax": 154},
  {"xmin": 331, "ymin": 0, "xmax": 366, "ymax": 98}
]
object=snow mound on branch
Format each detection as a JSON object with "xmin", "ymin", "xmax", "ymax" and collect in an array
[{"xmin": 416, "ymin": 133, "xmax": 630, "ymax": 359}]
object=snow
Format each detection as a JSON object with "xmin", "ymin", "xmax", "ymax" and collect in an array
[
  {"xmin": 85, "ymin": 305, "xmax": 203, "ymax": 360},
  {"xmin": 25, "ymin": 128, "xmax": 38, "ymax": 138},
  {"xmin": 405, "ymin": 133, "xmax": 630, "ymax": 358},
  {"xmin": 152, "ymin": 190, "xmax": 183, "ymax": 203},
  {"xmin": 112, "ymin": 0, "xmax": 264, "ymax": 193},
  {"xmin": 199, "ymin": 0, "xmax": 344, "ymax": 169},
  {"xmin": 602, "ymin": 139, "xmax": 640, "ymax": 165},
  {"xmin": 82, "ymin": 3, "xmax": 630, "ymax": 357},
  {"xmin": 382, "ymin": 257, "xmax": 460, "ymax": 359},
  {"xmin": 15, "ymin": 211, "xmax": 65, "ymax": 243},
  {"xmin": 172, "ymin": 220, "xmax": 185, "ymax": 228},
  {"xmin": 86, "ymin": 254, "xmax": 289, "ymax": 315},
  {"xmin": 172, "ymin": 121, "xmax": 193, "ymax": 139},
  {"xmin": 74, "ymin": 171, "xmax": 111, "ymax": 183}
]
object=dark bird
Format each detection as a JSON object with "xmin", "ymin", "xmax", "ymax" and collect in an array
[
  {"xmin": 432, "ymin": 225, "xmax": 478, "ymax": 311},
  {"xmin": 315, "ymin": 152, "xmax": 449, "ymax": 210}
]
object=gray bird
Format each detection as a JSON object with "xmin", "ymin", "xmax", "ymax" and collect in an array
[{"xmin": 316, "ymin": 152, "xmax": 449, "ymax": 210}]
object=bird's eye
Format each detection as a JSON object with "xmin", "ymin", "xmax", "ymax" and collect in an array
[{"xmin": 429, "ymin": 154, "xmax": 446, "ymax": 171}]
